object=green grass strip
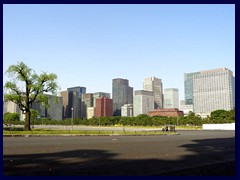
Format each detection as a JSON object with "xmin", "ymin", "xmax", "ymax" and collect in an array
[{"xmin": 3, "ymin": 129, "xmax": 177, "ymax": 135}]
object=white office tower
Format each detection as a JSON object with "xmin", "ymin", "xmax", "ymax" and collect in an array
[
  {"xmin": 121, "ymin": 104, "xmax": 134, "ymax": 117},
  {"xmin": 3, "ymin": 101, "xmax": 25, "ymax": 121},
  {"xmin": 193, "ymin": 68, "xmax": 235, "ymax": 116},
  {"xmin": 164, "ymin": 88, "xmax": 179, "ymax": 109},
  {"xmin": 134, "ymin": 90, "xmax": 154, "ymax": 116},
  {"xmin": 143, "ymin": 77, "xmax": 163, "ymax": 109}
]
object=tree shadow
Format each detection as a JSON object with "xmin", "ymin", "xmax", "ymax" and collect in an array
[{"xmin": 3, "ymin": 136, "xmax": 235, "ymax": 176}]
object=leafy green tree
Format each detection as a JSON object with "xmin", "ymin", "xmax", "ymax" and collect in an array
[
  {"xmin": 210, "ymin": 110, "xmax": 232, "ymax": 123},
  {"xmin": 3, "ymin": 112, "xmax": 20, "ymax": 124},
  {"xmin": 4, "ymin": 61, "xmax": 59, "ymax": 131},
  {"xmin": 177, "ymin": 116, "xmax": 185, "ymax": 126},
  {"xmin": 186, "ymin": 111, "xmax": 202, "ymax": 125},
  {"xmin": 30, "ymin": 109, "xmax": 40, "ymax": 126},
  {"xmin": 211, "ymin": 110, "xmax": 228, "ymax": 121},
  {"xmin": 228, "ymin": 109, "xmax": 235, "ymax": 121},
  {"xmin": 150, "ymin": 116, "xmax": 160, "ymax": 126}
]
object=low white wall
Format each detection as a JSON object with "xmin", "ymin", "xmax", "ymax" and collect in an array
[{"xmin": 202, "ymin": 123, "xmax": 235, "ymax": 130}]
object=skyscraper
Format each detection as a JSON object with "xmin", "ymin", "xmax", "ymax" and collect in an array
[
  {"xmin": 189, "ymin": 68, "xmax": 235, "ymax": 116},
  {"xmin": 61, "ymin": 86, "xmax": 86, "ymax": 119},
  {"xmin": 164, "ymin": 88, "xmax": 179, "ymax": 109},
  {"xmin": 67, "ymin": 86, "xmax": 86, "ymax": 119},
  {"xmin": 143, "ymin": 77, "xmax": 163, "ymax": 109},
  {"xmin": 67, "ymin": 87, "xmax": 86, "ymax": 95},
  {"xmin": 112, "ymin": 78, "xmax": 133, "ymax": 116},
  {"xmin": 184, "ymin": 72, "xmax": 200, "ymax": 105},
  {"xmin": 134, "ymin": 90, "xmax": 154, "ymax": 116},
  {"xmin": 32, "ymin": 95, "xmax": 63, "ymax": 120},
  {"xmin": 61, "ymin": 91, "xmax": 76, "ymax": 119},
  {"xmin": 82, "ymin": 93, "xmax": 93, "ymax": 119}
]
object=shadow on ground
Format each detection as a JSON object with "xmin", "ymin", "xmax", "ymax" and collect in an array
[{"xmin": 3, "ymin": 137, "xmax": 235, "ymax": 176}]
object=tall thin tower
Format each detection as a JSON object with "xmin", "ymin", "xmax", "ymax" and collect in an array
[
  {"xmin": 143, "ymin": 77, "xmax": 163, "ymax": 109},
  {"xmin": 112, "ymin": 78, "xmax": 133, "ymax": 116}
]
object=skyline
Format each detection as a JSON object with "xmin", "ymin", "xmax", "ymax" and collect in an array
[{"xmin": 3, "ymin": 4, "xmax": 235, "ymax": 100}]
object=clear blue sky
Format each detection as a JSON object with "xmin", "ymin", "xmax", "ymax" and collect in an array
[{"xmin": 3, "ymin": 4, "xmax": 235, "ymax": 100}]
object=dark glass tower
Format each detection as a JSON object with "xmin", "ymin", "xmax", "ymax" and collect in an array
[
  {"xmin": 67, "ymin": 86, "xmax": 86, "ymax": 119},
  {"xmin": 184, "ymin": 72, "xmax": 200, "ymax": 105},
  {"xmin": 112, "ymin": 78, "xmax": 133, "ymax": 116}
]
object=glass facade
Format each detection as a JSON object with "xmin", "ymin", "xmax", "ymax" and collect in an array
[
  {"xmin": 192, "ymin": 68, "xmax": 235, "ymax": 115},
  {"xmin": 66, "ymin": 86, "xmax": 86, "ymax": 119},
  {"xmin": 112, "ymin": 78, "xmax": 133, "ymax": 116},
  {"xmin": 184, "ymin": 72, "xmax": 200, "ymax": 105}
]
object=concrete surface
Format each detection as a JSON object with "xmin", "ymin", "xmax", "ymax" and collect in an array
[{"xmin": 3, "ymin": 130, "xmax": 235, "ymax": 176}]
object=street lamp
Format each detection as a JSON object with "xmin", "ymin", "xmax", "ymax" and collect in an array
[{"xmin": 71, "ymin": 107, "xmax": 74, "ymax": 130}]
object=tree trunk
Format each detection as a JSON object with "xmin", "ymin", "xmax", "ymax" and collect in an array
[
  {"xmin": 25, "ymin": 83, "xmax": 31, "ymax": 131},
  {"xmin": 24, "ymin": 110, "xmax": 31, "ymax": 131}
]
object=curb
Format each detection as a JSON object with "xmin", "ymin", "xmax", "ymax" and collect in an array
[{"xmin": 3, "ymin": 133, "xmax": 180, "ymax": 137}]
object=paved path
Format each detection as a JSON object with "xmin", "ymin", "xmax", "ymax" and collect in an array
[
  {"xmin": 14, "ymin": 124, "xmax": 165, "ymax": 131},
  {"xmin": 3, "ymin": 130, "xmax": 235, "ymax": 176}
]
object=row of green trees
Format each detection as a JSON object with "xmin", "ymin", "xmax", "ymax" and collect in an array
[{"xmin": 3, "ymin": 109, "xmax": 235, "ymax": 127}]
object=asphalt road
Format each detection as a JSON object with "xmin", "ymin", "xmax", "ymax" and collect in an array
[{"xmin": 3, "ymin": 130, "xmax": 235, "ymax": 176}]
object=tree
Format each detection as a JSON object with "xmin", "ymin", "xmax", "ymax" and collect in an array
[
  {"xmin": 4, "ymin": 61, "xmax": 59, "ymax": 131},
  {"xmin": 228, "ymin": 109, "xmax": 235, "ymax": 121},
  {"xmin": 3, "ymin": 112, "xmax": 20, "ymax": 124},
  {"xmin": 30, "ymin": 109, "xmax": 40, "ymax": 127},
  {"xmin": 186, "ymin": 111, "xmax": 201, "ymax": 126},
  {"xmin": 210, "ymin": 109, "xmax": 235, "ymax": 123}
]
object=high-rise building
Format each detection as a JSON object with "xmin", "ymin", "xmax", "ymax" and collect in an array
[
  {"xmin": 32, "ymin": 95, "xmax": 63, "ymax": 120},
  {"xmin": 143, "ymin": 77, "xmax": 163, "ymax": 109},
  {"xmin": 67, "ymin": 86, "xmax": 86, "ymax": 95},
  {"xmin": 184, "ymin": 72, "xmax": 200, "ymax": 105},
  {"xmin": 95, "ymin": 97, "xmax": 113, "ymax": 117},
  {"xmin": 61, "ymin": 91, "xmax": 71, "ymax": 119},
  {"xmin": 112, "ymin": 78, "xmax": 133, "ymax": 116},
  {"xmin": 192, "ymin": 68, "xmax": 235, "ymax": 116},
  {"xmin": 121, "ymin": 104, "xmax": 134, "ymax": 117},
  {"xmin": 93, "ymin": 92, "xmax": 111, "ymax": 107},
  {"xmin": 64, "ymin": 86, "xmax": 86, "ymax": 119},
  {"xmin": 46, "ymin": 95, "xmax": 63, "ymax": 120},
  {"xmin": 134, "ymin": 90, "xmax": 154, "ymax": 116},
  {"xmin": 164, "ymin": 88, "xmax": 179, "ymax": 109},
  {"xmin": 61, "ymin": 91, "xmax": 79, "ymax": 119},
  {"xmin": 82, "ymin": 93, "xmax": 93, "ymax": 119}
]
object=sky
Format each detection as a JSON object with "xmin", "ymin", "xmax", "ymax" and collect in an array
[{"xmin": 3, "ymin": 4, "xmax": 235, "ymax": 100}]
